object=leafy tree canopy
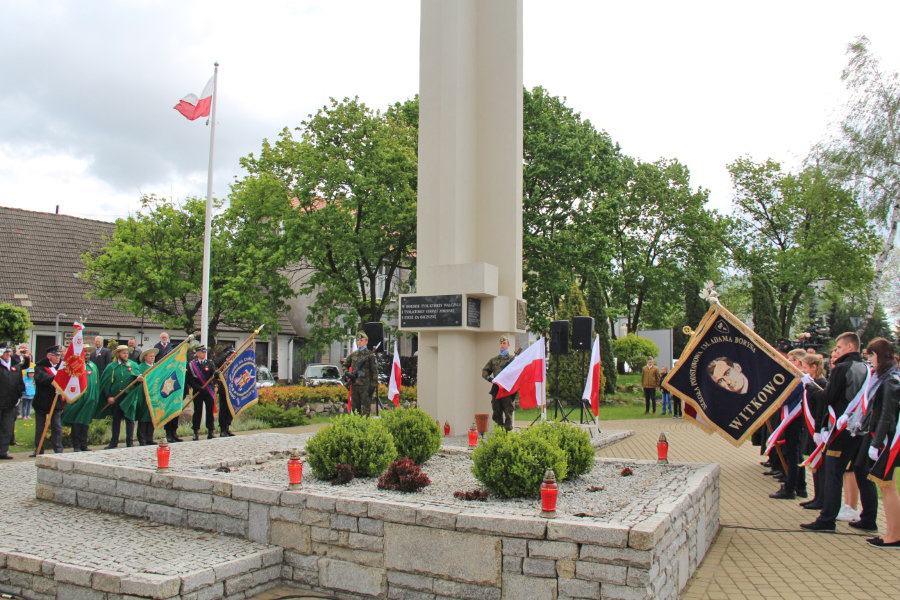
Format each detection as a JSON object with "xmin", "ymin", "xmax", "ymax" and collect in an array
[
  {"xmin": 0, "ymin": 303, "xmax": 33, "ymax": 344},
  {"xmin": 610, "ymin": 334, "xmax": 659, "ymax": 370}
]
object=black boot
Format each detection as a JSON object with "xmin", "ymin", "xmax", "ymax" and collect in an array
[{"xmin": 192, "ymin": 431, "xmax": 199, "ymax": 441}]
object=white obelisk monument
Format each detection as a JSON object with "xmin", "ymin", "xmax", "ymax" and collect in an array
[{"xmin": 401, "ymin": 0, "xmax": 525, "ymax": 435}]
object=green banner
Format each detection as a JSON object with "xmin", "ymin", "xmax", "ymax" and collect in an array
[{"xmin": 143, "ymin": 342, "xmax": 189, "ymax": 429}]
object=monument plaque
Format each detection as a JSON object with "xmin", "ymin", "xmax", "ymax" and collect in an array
[
  {"xmin": 401, "ymin": 295, "xmax": 463, "ymax": 327},
  {"xmin": 467, "ymin": 297, "xmax": 481, "ymax": 328}
]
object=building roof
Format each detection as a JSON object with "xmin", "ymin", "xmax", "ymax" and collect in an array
[{"xmin": 0, "ymin": 206, "xmax": 295, "ymax": 335}]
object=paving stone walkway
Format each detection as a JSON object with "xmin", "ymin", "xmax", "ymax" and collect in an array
[{"xmin": 593, "ymin": 417, "xmax": 899, "ymax": 599}]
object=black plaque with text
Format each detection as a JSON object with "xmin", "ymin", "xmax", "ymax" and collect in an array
[
  {"xmin": 467, "ymin": 297, "xmax": 481, "ymax": 328},
  {"xmin": 401, "ymin": 295, "xmax": 464, "ymax": 327}
]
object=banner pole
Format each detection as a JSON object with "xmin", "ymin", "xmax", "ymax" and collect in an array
[
  {"xmin": 35, "ymin": 393, "xmax": 60, "ymax": 456},
  {"xmin": 185, "ymin": 324, "xmax": 263, "ymax": 408}
]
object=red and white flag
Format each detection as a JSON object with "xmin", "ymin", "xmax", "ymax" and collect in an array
[
  {"xmin": 174, "ymin": 76, "xmax": 214, "ymax": 121},
  {"xmin": 52, "ymin": 322, "xmax": 88, "ymax": 402},
  {"xmin": 581, "ymin": 334, "xmax": 602, "ymax": 417},
  {"xmin": 494, "ymin": 339, "xmax": 545, "ymax": 409},
  {"xmin": 387, "ymin": 343, "xmax": 402, "ymax": 407}
]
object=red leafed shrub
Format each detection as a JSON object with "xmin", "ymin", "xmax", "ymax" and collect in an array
[
  {"xmin": 377, "ymin": 458, "xmax": 431, "ymax": 493},
  {"xmin": 620, "ymin": 467, "xmax": 633, "ymax": 476},
  {"xmin": 332, "ymin": 463, "xmax": 355, "ymax": 485},
  {"xmin": 453, "ymin": 488, "xmax": 490, "ymax": 501}
]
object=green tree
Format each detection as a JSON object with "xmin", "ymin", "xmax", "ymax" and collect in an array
[
  {"xmin": 750, "ymin": 272, "xmax": 780, "ymax": 345},
  {"xmin": 233, "ymin": 97, "xmax": 418, "ymax": 356},
  {"xmin": 584, "ymin": 271, "xmax": 616, "ymax": 394},
  {"xmin": 522, "ymin": 86, "xmax": 620, "ymax": 332},
  {"xmin": 0, "ymin": 303, "xmax": 33, "ymax": 344},
  {"xmin": 547, "ymin": 283, "xmax": 599, "ymax": 406},
  {"xmin": 818, "ymin": 36, "xmax": 900, "ymax": 335},
  {"xmin": 726, "ymin": 158, "xmax": 879, "ymax": 338},
  {"xmin": 610, "ymin": 335, "xmax": 659, "ymax": 370},
  {"xmin": 82, "ymin": 195, "xmax": 294, "ymax": 342}
]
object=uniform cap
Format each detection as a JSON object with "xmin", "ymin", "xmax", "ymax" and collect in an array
[
  {"xmin": 356, "ymin": 331, "xmax": 368, "ymax": 341},
  {"xmin": 499, "ymin": 335, "xmax": 510, "ymax": 344},
  {"xmin": 195, "ymin": 345, "xmax": 208, "ymax": 353},
  {"xmin": 47, "ymin": 345, "xmax": 64, "ymax": 354}
]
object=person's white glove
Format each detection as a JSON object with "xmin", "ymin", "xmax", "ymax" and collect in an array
[
  {"xmin": 869, "ymin": 446, "xmax": 880, "ymax": 461},
  {"xmin": 801, "ymin": 373, "xmax": 814, "ymax": 386},
  {"xmin": 836, "ymin": 414, "xmax": 849, "ymax": 430},
  {"xmin": 813, "ymin": 432, "xmax": 823, "ymax": 445}
]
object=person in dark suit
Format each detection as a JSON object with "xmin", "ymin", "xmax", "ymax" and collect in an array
[
  {"xmin": 154, "ymin": 332, "xmax": 174, "ymax": 360},
  {"xmin": 186, "ymin": 345, "xmax": 217, "ymax": 440},
  {"xmin": 91, "ymin": 336, "xmax": 112, "ymax": 376},
  {"xmin": 127, "ymin": 338, "xmax": 141, "ymax": 363},
  {"xmin": 216, "ymin": 347, "xmax": 236, "ymax": 437},
  {"xmin": 31, "ymin": 345, "xmax": 65, "ymax": 456},
  {"xmin": 0, "ymin": 344, "xmax": 26, "ymax": 459}
]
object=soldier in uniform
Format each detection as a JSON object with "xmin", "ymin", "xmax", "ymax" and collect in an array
[
  {"xmin": 98, "ymin": 345, "xmax": 140, "ymax": 448},
  {"xmin": 216, "ymin": 347, "xmax": 236, "ymax": 436},
  {"xmin": 61, "ymin": 348, "xmax": 100, "ymax": 452},
  {"xmin": 186, "ymin": 345, "xmax": 217, "ymax": 440},
  {"xmin": 344, "ymin": 332, "xmax": 378, "ymax": 416},
  {"xmin": 482, "ymin": 335, "xmax": 517, "ymax": 431}
]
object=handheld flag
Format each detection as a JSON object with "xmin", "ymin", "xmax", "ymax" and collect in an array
[
  {"xmin": 219, "ymin": 346, "xmax": 259, "ymax": 417},
  {"xmin": 494, "ymin": 339, "xmax": 546, "ymax": 410},
  {"xmin": 142, "ymin": 342, "xmax": 189, "ymax": 429},
  {"xmin": 663, "ymin": 302, "xmax": 801, "ymax": 447},
  {"xmin": 53, "ymin": 322, "xmax": 88, "ymax": 403},
  {"xmin": 387, "ymin": 343, "xmax": 401, "ymax": 407},
  {"xmin": 174, "ymin": 76, "xmax": 213, "ymax": 120},
  {"xmin": 581, "ymin": 334, "xmax": 602, "ymax": 416}
]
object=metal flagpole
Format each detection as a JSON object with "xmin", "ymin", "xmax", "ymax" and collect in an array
[{"xmin": 200, "ymin": 62, "xmax": 219, "ymax": 348}]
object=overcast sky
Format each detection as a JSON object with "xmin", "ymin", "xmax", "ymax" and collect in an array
[{"xmin": 2, "ymin": 0, "xmax": 899, "ymax": 222}]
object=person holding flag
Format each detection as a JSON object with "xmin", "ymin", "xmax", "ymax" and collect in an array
[
  {"xmin": 216, "ymin": 347, "xmax": 236, "ymax": 437},
  {"xmin": 120, "ymin": 348, "xmax": 159, "ymax": 446},
  {"xmin": 482, "ymin": 335, "xmax": 518, "ymax": 431},
  {"xmin": 60, "ymin": 347, "xmax": 100, "ymax": 452},
  {"xmin": 186, "ymin": 345, "xmax": 217, "ymax": 440},
  {"xmin": 98, "ymin": 345, "xmax": 140, "ymax": 449},
  {"xmin": 492, "ymin": 337, "xmax": 546, "ymax": 428},
  {"xmin": 31, "ymin": 345, "xmax": 65, "ymax": 455}
]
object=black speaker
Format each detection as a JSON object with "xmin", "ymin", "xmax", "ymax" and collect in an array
[
  {"xmin": 572, "ymin": 316, "xmax": 594, "ymax": 350},
  {"xmin": 363, "ymin": 322, "xmax": 384, "ymax": 352},
  {"xmin": 549, "ymin": 320, "xmax": 569, "ymax": 355}
]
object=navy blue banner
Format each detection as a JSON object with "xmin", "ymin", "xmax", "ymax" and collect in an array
[
  {"xmin": 220, "ymin": 347, "xmax": 259, "ymax": 417},
  {"xmin": 664, "ymin": 304, "xmax": 801, "ymax": 446}
]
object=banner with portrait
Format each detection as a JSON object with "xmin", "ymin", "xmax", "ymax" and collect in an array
[{"xmin": 663, "ymin": 303, "xmax": 801, "ymax": 447}]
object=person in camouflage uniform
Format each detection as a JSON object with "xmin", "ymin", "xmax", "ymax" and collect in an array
[
  {"xmin": 482, "ymin": 335, "xmax": 517, "ymax": 431},
  {"xmin": 344, "ymin": 331, "xmax": 378, "ymax": 416}
]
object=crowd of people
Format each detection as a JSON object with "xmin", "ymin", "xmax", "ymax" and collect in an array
[
  {"xmin": 760, "ymin": 332, "xmax": 900, "ymax": 549},
  {"xmin": 0, "ymin": 333, "xmax": 237, "ymax": 459}
]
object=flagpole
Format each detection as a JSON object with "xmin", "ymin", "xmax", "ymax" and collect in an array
[{"xmin": 200, "ymin": 61, "xmax": 219, "ymax": 348}]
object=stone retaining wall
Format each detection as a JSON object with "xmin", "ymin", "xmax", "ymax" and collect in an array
[{"xmin": 36, "ymin": 454, "xmax": 719, "ymax": 600}]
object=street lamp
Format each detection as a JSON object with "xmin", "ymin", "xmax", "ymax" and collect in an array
[{"xmin": 55, "ymin": 313, "xmax": 68, "ymax": 345}]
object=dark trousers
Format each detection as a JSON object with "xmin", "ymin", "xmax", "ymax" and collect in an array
[
  {"xmin": 490, "ymin": 394, "xmax": 515, "ymax": 431},
  {"xmin": 164, "ymin": 419, "xmax": 179, "ymax": 440},
  {"xmin": 350, "ymin": 385, "xmax": 372, "ymax": 416},
  {"xmin": 782, "ymin": 419, "xmax": 806, "ymax": 493},
  {"xmin": 34, "ymin": 409, "xmax": 64, "ymax": 453},
  {"xmin": 109, "ymin": 404, "xmax": 134, "ymax": 447},
  {"xmin": 817, "ymin": 454, "xmax": 844, "ymax": 526},
  {"xmin": 218, "ymin": 389, "xmax": 232, "ymax": 430},
  {"xmin": 643, "ymin": 388, "xmax": 657, "ymax": 412},
  {"xmin": 192, "ymin": 394, "xmax": 215, "ymax": 432},
  {"xmin": 70, "ymin": 423, "xmax": 89, "ymax": 451},
  {"xmin": 136, "ymin": 421, "xmax": 155, "ymax": 445},
  {"xmin": 0, "ymin": 405, "xmax": 18, "ymax": 455},
  {"xmin": 849, "ymin": 437, "xmax": 879, "ymax": 525},
  {"xmin": 811, "ymin": 462, "xmax": 824, "ymax": 503},
  {"xmin": 672, "ymin": 396, "xmax": 682, "ymax": 417}
]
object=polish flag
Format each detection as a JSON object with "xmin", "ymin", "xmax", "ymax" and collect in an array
[
  {"xmin": 387, "ymin": 343, "xmax": 402, "ymax": 407},
  {"xmin": 494, "ymin": 339, "xmax": 545, "ymax": 409},
  {"xmin": 52, "ymin": 323, "xmax": 88, "ymax": 403},
  {"xmin": 174, "ymin": 76, "xmax": 214, "ymax": 120},
  {"xmin": 581, "ymin": 334, "xmax": 601, "ymax": 416}
]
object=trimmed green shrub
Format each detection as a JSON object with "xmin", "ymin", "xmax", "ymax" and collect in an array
[
  {"xmin": 527, "ymin": 421, "xmax": 595, "ymax": 479},
  {"xmin": 380, "ymin": 407, "xmax": 441, "ymax": 464},
  {"xmin": 305, "ymin": 414, "xmax": 398, "ymax": 479},
  {"xmin": 243, "ymin": 403, "xmax": 309, "ymax": 428},
  {"xmin": 471, "ymin": 429, "xmax": 567, "ymax": 498}
]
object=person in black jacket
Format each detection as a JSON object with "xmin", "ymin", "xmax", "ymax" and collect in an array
[
  {"xmin": 154, "ymin": 332, "xmax": 175, "ymax": 360},
  {"xmin": 186, "ymin": 345, "xmax": 216, "ymax": 440},
  {"xmin": 800, "ymin": 332, "xmax": 870, "ymax": 532},
  {"xmin": 0, "ymin": 344, "xmax": 26, "ymax": 459},
  {"xmin": 860, "ymin": 338, "xmax": 900, "ymax": 547},
  {"xmin": 91, "ymin": 336, "xmax": 112, "ymax": 376},
  {"xmin": 799, "ymin": 353, "xmax": 828, "ymax": 510},
  {"xmin": 216, "ymin": 347, "xmax": 236, "ymax": 437},
  {"xmin": 126, "ymin": 338, "xmax": 141, "ymax": 363},
  {"xmin": 31, "ymin": 345, "xmax": 65, "ymax": 456}
]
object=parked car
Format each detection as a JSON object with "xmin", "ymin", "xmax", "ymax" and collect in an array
[
  {"xmin": 302, "ymin": 363, "xmax": 345, "ymax": 388},
  {"xmin": 256, "ymin": 365, "xmax": 276, "ymax": 389}
]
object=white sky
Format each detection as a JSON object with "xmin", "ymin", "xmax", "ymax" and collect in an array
[{"xmin": 1, "ymin": 0, "xmax": 899, "ymax": 222}]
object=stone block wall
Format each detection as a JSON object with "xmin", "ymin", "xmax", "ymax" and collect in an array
[{"xmin": 35, "ymin": 456, "xmax": 719, "ymax": 599}]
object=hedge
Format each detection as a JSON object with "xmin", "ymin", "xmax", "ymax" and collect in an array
[{"xmin": 258, "ymin": 384, "xmax": 418, "ymax": 407}]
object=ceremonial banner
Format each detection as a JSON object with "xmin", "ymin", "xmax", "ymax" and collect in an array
[
  {"xmin": 663, "ymin": 303, "xmax": 801, "ymax": 446},
  {"xmin": 53, "ymin": 322, "xmax": 88, "ymax": 403},
  {"xmin": 142, "ymin": 342, "xmax": 189, "ymax": 429},
  {"xmin": 219, "ymin": 346, "xmax": 258, "ymax": 417}
]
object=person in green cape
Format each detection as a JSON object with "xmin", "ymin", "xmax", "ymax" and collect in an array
[
  {"xmin": 96, "ymin": 345, "xmax": 140, "ymax": 449},
  {"xmin": 120, "ymin": 347, "xmax": 158, "ymax": 446},
  {"xmin": 61, "ymin": 349, "xmax": 100, "ymax": 452}
]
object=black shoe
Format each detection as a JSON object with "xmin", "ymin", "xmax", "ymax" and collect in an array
[
  {"xmin": 28, "ymin": 453, "xmax": 37, "ymax": 458},
  {"xmin": 125, "ymin": 442, "xmax": 134, "ymax": 448},
  {"xmin": 173, "ymin": 436, "xmax": 183, "ymax": 442},
  {"xmin": 0, "ymin": 454, "xmax": 13, "ymax": 460},
  {"xmin": 867, "ymin": 536, "xmax": 883, "ymax": 544},
  {"xmin": 192, "ymin": 432, "xmax": 199, "ymax": 441},
  {"xmin": 769, "ymin": 488, "xmax": 796, "ymax": 499},
  {"xmin": 848, "ymin": 520, "xmax": 878, "ymax": 532},
  {"xmin": 760, "ymin": 461, "xmax": 772, "ymax": 467},
  {"xmin": 802, "ymin": 503, "xmax": 824, "ymax": 510},
  {"xmin": 796, "ymin": 489, "xmax": 808, "ymax": 499},
  {"xmin": 800, "ymin": 521, "xmax": 835, "ymax": 532},
  {"xmin": 762, "ymin": 469, "xmax": 780, "ymax": 476},
  {"xmin": 223, "ymin": 430, "xmax": 235, "ymax": 437},
  {"xmin": 81, "ymin": 447, "xmax": 91, "ymax": 452},
  {"xmin": 166, "ymin": 436, "xmax": 175, "ymax": 443},
  {"xmin": 207, "ymin": 433, "xmax": 216, "ymax": 440},
  {"xmin": 104, "ymin": 444, "xmax": 118, "ymax": 450}
]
